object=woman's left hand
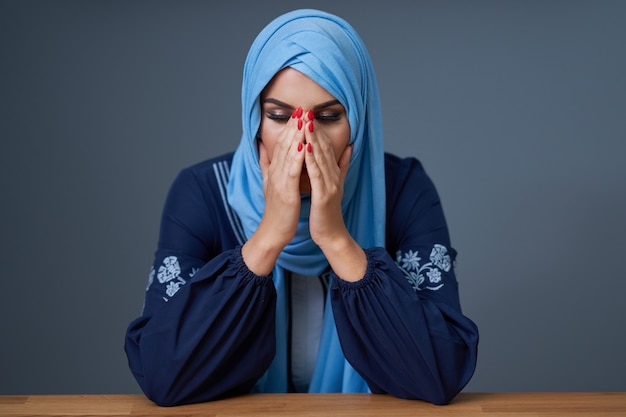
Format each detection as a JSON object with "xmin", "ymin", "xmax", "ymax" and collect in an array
[{"xmin": 304, "ymin": 118, "xmax": 367, "ymax": 281}]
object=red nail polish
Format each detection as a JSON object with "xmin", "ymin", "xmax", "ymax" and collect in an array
[
  {"xmin": 298, "ymin": 119, "xmax": 303, "ymax": 130},
  {"xmin": 308, "ymin": 122, "xmax": 314, "ymax": 132},
  {"xmin": 307, "ymin": 110, "xmax": 315, "ymax": 120},
  {"xmin": 307, "ymin": 143, "xmax": 312, "ymax": 153},
  {"xmin": 292, "ymin": 106, "xmax": 303, "ymax": 118},
  {"xmin": 298, "ymin": 142, "xmax": 303, "ymax": 152}
]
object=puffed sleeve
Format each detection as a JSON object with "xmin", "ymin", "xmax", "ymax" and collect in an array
[
  {"xmin": 330, "ymin": 156, "xmax": 479, "ymax": 405},
  {"xmin": 124, "ymin": 165, "xmax": 277, "ymax": 407}
]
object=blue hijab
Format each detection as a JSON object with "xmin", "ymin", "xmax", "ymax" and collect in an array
[{"xmin": 227, "ymin": 9, "xmax": 385, "ymax": 393}]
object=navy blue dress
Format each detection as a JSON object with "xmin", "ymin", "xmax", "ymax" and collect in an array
[{"xmin": 125, "ymin": 152, "xmax": 479, "ymax": 406}]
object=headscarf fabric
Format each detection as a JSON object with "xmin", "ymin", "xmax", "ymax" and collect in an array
[{"xmin": 227, "ymin": 9, "xmax": 385, "ymax": 393}]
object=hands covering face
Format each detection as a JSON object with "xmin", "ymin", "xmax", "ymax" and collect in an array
[
  {"xmin": 241, "ymin": 67, "xmax": 365, "ymax": 278},
  {"xmin": 258, "ymin": 105, "xmax": 353, "ymax": 250}
]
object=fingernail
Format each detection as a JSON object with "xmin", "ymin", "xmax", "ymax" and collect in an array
[
  {"xmin": 308, "ymin": 122, "xmax": 314, "ymax": 132},
  {"xmin": 291, "ymin": 106, "xmax": 303, "ymax": 118},
  {"xmin": 297, "ymin": 142, "xmax": 303, "ymax": 152},
  {"xmin": 298, "ymin": 119, "xmax": 303, "ymax": 130},
  {"xmin": 307, "ymin": 143, "xmax": 312, "ymax": 153},
  {"xmin": 307, "ymin": 110, "xmax": 315, "ymax": 120}
]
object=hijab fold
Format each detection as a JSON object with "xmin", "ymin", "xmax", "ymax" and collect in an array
[{"xmin": 227, "ymin": 9, "xmax": 385, "ymax": 393}]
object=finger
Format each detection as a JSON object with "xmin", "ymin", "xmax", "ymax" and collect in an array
[
  {"xmin": 286, "ymin": 117, "xmax": 306, "ymax": 178},
  {"xmin": 338, "ymin": 144, "xmax": 353, "ymax": 183},
  {"xmin": 267, "ymin": 113, "xmax": 303, "ymax": 176},
  {"xmin": 305, "ymin": 126, "xmax": 338, "ymax": 184},
  {"xmin": 287, "ymin": 128, "xmax": 306, "ymax": 179},
  {"xmin": 276, "ymin": 116, "xmax": 305, "ymax": 156},
  {"xmin": 304, "ymin": 142, "xmax": 323, "ymax": 197},
  {"xmin": 304, "ymin": 142, "xmax": 337, "ymax": 195}
]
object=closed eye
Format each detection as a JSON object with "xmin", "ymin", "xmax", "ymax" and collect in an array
[
  {"xmin": 265, "ymin": 111, "xmax": 291, "ymax": 123},
  {"xmin": 316, "ymin": 111, "xmax": 342, "ymax": 122}
]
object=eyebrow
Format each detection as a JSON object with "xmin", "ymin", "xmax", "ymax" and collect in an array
[{"xmin": 262, "ymin": 98, "xmax": 342, "ymax": 111}]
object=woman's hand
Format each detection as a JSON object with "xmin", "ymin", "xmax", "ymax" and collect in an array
[
  {"xmin": 304, "ymin": 117, "xmax": 367, "ymax": 281},
  {"xmin": 242, "ymin": 113, "xmax": 305, "ymax": 276}
]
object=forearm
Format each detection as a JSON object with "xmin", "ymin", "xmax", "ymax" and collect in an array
[
  {"xmin": 330, "ymin": 247, "xmax": 478, "ymax": 404},
  {"xmin": 241, "ymin": 223, "xmax": 285, "ymax": 276},
  {"xmin": 318, "ymin": 229, "xmax": 367, "ymax": 282},
  {"xmin": 125, "ymin": 249, "xmax": 277, "ymax": 406}
]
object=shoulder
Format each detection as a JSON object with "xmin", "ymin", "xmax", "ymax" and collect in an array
[
  {"xmin": 384, "ymin": 152, "xmax": 436, "ymax": 200},
  {"xmin": 383, "ymin": 152, "xmax": 446, "ymax": 234},
  {"xmin": 161, "ymin": 152, "xmax": 244, "ymax": 247},
  {"xmin": 384, "ymin": 152, "xmax": 425, "ymax": 178},
  {"xmin": 163, "ymin": 152, "xmax": 235, "ymax": 212},
  {"xmin": 179, "ymin": 152, "xmax": 235, "ymax": 180},
  {"xmin": 383, "ymin": 153, "xmax": 454, "ymax": 259},
  {"xmin": 169, "ymin": 152, "xmax": 235, "ymax": 193}
]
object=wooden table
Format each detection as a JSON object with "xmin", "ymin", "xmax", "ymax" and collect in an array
[{"xmin": 1, "ymin": 392, "xmax": 625, "ymax": 416}]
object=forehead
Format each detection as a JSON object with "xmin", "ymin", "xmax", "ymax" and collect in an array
[{"xmin": 262, "ymin": 68, "xmax": 338, "ymax": 106}]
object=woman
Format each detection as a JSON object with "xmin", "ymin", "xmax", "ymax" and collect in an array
[{"xmin": 125, "ymin": 9, "xmax": 478, "ymax": 407}]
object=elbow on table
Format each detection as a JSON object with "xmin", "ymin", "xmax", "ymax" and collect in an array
[
  {"xmin": 367, "ymin": 353, "xmax": 476, "ymax": 406},
  {"xmin": 130, "ymin": 362, "xmax": 207, "ymax": 407},
  {"xmin": 135, "ymin": 356, "xmax": 271, "ymax": 407},
  {"xmin": 134, "ymin": 372, "xmax": 185, "ymax": 407},
  {"xmin": 146, "ymin": 390, "xmax": 184, "ymax": 408},
  {"xmin": 380, "ymin": 381, "xmax": 461, "ymax": 406},
  {"xmin": 422, "ymin": 387, "xmax": 460, "ymax": 406},
  {"xmin": 141, "ymin": 377, "xmax": 236, "ymax": 407}
]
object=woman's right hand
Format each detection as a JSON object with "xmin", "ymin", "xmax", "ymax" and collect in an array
[{"xmin": 241, "ymin": 113, "xmax": 305, "ymax": 275}]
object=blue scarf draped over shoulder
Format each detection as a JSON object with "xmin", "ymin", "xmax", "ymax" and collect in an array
[{"xmin": 227, "ymin": 9, "xmax": 385, "ymax": 393}]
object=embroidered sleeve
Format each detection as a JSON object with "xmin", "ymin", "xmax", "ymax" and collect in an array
[
  {"xmin": 395, "ymin": 244, "xmax": 453, "ymax": 292},
  {"xmin": 140, "ymin": 253, "xmax": 204, "ymax": 313},
  {"xmin": 144, "ymin": 255, "xmax": 201, "ymax": 304},
  {"xmin": 331, "ymin": 247, "xmax": 478, "ymax": 405},
  {"xmin": 126, "ymin": 248, "xmax": 276, "ymax": 406}
]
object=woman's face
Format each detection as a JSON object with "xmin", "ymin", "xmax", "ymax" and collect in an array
[{"xmin": 259, "ymin": 68, "xmax": 351, "ymax": 193}]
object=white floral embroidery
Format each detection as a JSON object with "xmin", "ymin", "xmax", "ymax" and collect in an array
[
  {"xmin": 426, "ymin": 268, "xmax": 442, "ymax": 284},
  {"xmin": 156, "ymin": 256, "xmax": 187, "ymax": 299},
  {"xmin": 396, "ymin": 244, "xmax": 452, "ymax": 291},
  {"xmin": 157, "ymin": 256, "xmax": 181, "ymax": 283},
  {"xmin": 430, "ymin": 244, "xmax": 452, "ymax": 272},
  {"xmin": 408, "ymin": 270, "xmax": 424, "ymax": 288},
  {"xmin": 189, "ymin": 267, "xmax": 199, "ymax": 278},
  {"xmin": 166, "ymin": 281, "xmax": 182, "ymax": 297},
  {"xmin": 399, "ymin": 250, "xmax": 421, "ymax": 271}
]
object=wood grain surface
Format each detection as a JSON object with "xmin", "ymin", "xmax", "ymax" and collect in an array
[{"xmin": 1, "ymin": 392, "xmax": 625, "ymax": 416}]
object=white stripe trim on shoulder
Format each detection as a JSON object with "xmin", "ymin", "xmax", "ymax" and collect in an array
[{"xmin": 213, "ymin": 160, "xmax": 246, "ymax": 245}]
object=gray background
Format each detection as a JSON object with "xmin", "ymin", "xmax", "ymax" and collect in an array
[{"xmin": 1, "ymin": 0, "xmax": 625, "ymax": 395}]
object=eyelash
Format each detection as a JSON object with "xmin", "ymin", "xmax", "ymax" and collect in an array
[
  {"xmin": 317, "ymin": 112, "xmax": 342, "ymax": 122},
  {"xmin": 265, "ymin": 113, "xmax": 290, "ymax": 122},
  {"xmin": 265, "ymin": 111, "xmax": 342, "ymax": 123}
]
